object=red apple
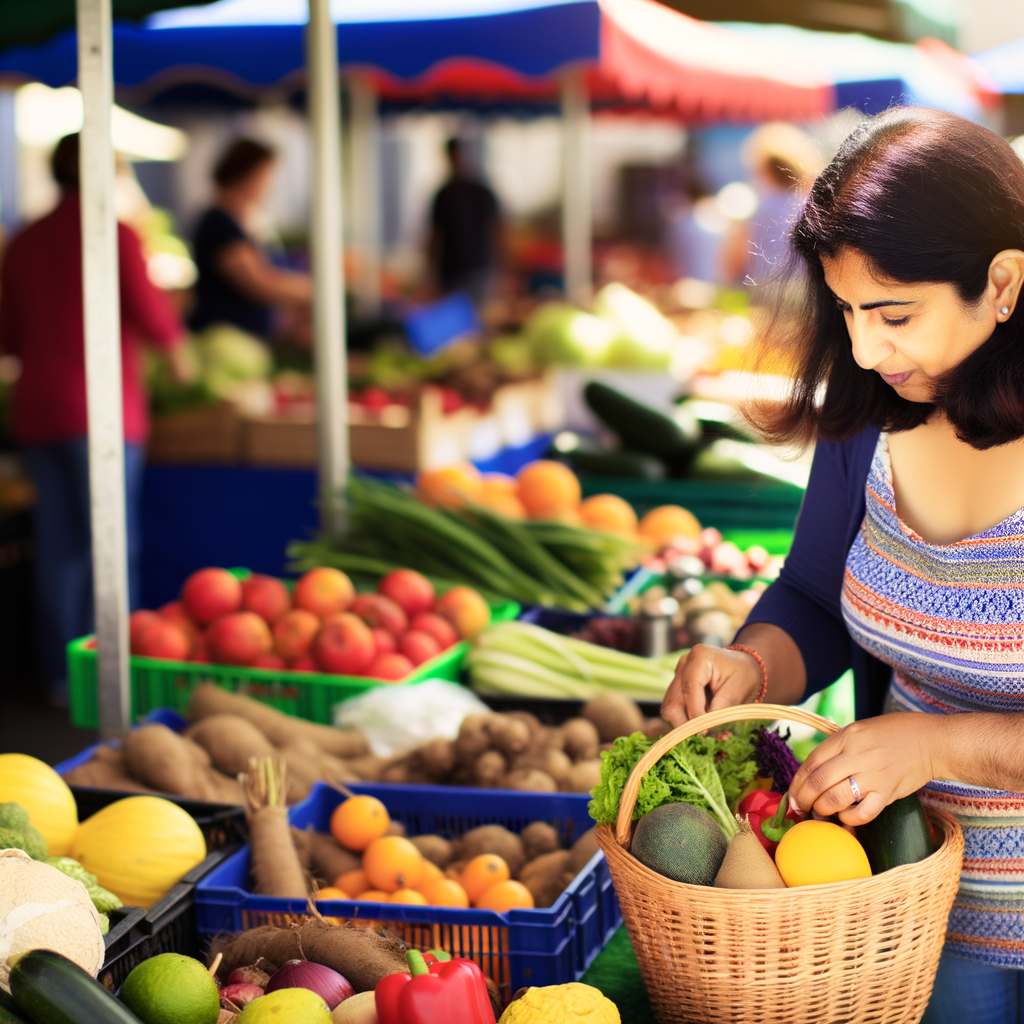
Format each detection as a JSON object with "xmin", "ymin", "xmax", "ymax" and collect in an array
[
  {"xmin": 132, "ymin": 618, "xmax": 190, "ymax": 661},
  {"xmin": 435, "ymin": 586, "xmax": 491, "ymax": 639},
  {"xmin": 180, "ymin": 567, "xmax": 243, "ymax": 625},
  {"xmin": 190, "ymin": 633, "xmax": 210, "ymax": 663},
  {"xmin": 273, "ymin": 608, "xmax": 320, "ymax": 660},
  {"xmin": 398, "ymin": 630, "xmax": 441, "ymax": 667},
  {"xmin": 312, "ymin": 613, "xmax": 375, "ymax": 675},
  {"xmin": 129, "ymin": 610, "xmax": 161, "ymax": 649},
  {"xmin": 251, "ymin": 651, "xmax": 287, "ymax": 670},
  {"xmin": 370, "ymin": 627, "xmax": 397, "ymax": 656},
  {"xmin": 290, "ymin": 654, "xmax": 317, "ymax": 672},
  {"xmin": 367, "ymin": 653, "xmax": 415, "ymax": 681},
  {"xmin": 158, "ymin": 600, "xmax": 200, "ymax": 643},
  {"xmin": 409, "ymin": 612, "xmax": 458, "ymax": 651},
  {"xmin": 351, "ymin": 593, "xmax": 408, "ymax": 636},
  {"xmin": 208, "ymin": 611, "xmax": 273, "ymax": 666},
  {"xmin": 293, "ymin": 567, "xmax": 355, "ymax": 618},
  {"xmin": 241, "ymin": 574, "xmax": 291, "ymax": 624},
  {"xmin": 378, "ymin": 569, "xmax": 435, "ymax": 617}
]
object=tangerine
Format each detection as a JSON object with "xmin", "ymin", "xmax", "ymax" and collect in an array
[
  {"xmin": 515, "ymin": 461, "xmax": 581, "ymax": 520},
  {"xmin": 474, "ymin": 880, "xmax": 535, "ymax": 912},
  {"xmin": 330, "ymin": 795, "xmax": 391, "ymax": 852},
  {"xmin": 390, "ymin": 888, "xmax": 428, "ymax": 905},
  {"xmin": 335, "ymin": 869, "xmax": 369, "ymax": 897},
  {"xmin": 363, "ymin": 836, "xmax": 424, "ymax": 893},
  {"xmin": 460, "ymin": 854, "xmax": 510, "ymax": 903},
  {"xmin": 637, "ymin": 505, "xmax": 702, "ymax": 548},
  {"xmin": 354, "ymin": 889, "xmax": 391, "ymax": 903},
  {"xmin": 578, "ymin": 494, "xmax": 638, "ymax": 536},
  {"xmin": 417, "ymin": 464, "xmax": 483, "ymax": 508},
  {"xmin": 479, "ymin": 474, "xmax": 527, "ymax": 519},
  {"xmin": 416, "ymin": 860, "xmax": 443, "ymax": 889},
  {"xmin": 420, "ymin": 878, "xmax": 470, "ymax": 908},
  {"xmin": 315, "ymin": 886, "xmax": 349, "ymax": 901}
]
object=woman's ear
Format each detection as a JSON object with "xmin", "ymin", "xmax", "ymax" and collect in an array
[{"xmin": 988, "ymin": 249, "xmax": 1024, "ymax": 321}]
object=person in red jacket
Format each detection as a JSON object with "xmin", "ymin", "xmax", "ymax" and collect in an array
[{"xmin": 0, "ymin": 134, "xmax": 187, "ymax": 706}]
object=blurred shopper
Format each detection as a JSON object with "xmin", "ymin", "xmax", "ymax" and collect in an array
[
  {"xmin": 189, "ymin": 139, "xmax": 311, "ymax": 339},
  {"xmin": 427, "ymin": 137, "xmax": 500, "ymax": 305},
  {"xmin": 0, "ymin": 134, "xmax": 187, "ymax": 705}
]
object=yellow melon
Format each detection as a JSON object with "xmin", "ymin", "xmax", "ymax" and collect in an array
[{"xmin": 0, "ymin": 753, "xmax": 79, "ymax": 856}]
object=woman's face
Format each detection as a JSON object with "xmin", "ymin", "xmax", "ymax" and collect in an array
[{"xmin": 821, "ymin": 247, "xmax": 997, "ymax": 404}]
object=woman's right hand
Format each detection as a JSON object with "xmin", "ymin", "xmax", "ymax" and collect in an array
[{"xmin": 660, "ymin": 644, "xmax": 765, "ymax": 726}]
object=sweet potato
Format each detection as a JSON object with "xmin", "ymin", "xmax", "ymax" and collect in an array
[
  {"xmin": 304, "ymin": 828, "xmax": 361, "ymax": 884},
  {"xmin": 61, "ymin": 749, "xmax": 155, "ymax": 793},
  {"xmin": 185, "ymin": 714, "xmax": 276, "ymax": 776},
  {"xmin": 189, "ymin": 682, "xmax": 368, "ymax": 759},
  {"xmin": 454, "ymin": 825, "xmax": 525, "ymax": 877},
  {"xmin": 520, "ymin": 822, "xmax": 560, "ymax": 862},
  {"xmin": 519, "ymin": 850, "xmax": 572, "ymax": 908}
]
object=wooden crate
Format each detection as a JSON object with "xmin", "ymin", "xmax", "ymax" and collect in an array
[{"xmin": 147, "ymin": 403, "xmax": 241, "ymax": 464}]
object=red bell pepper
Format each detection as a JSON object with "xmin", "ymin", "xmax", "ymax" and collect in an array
[
  {"xmin": 737, "ymin": 791, "xmax": 800, "ymax": 854},
  {"xmin": 376, "ymin": 950, "xmax": 495, "ymax": 1024}
]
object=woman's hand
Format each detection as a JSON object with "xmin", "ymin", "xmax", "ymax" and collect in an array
[
  {"xmin": 788, "ymin": 713, "xmax": 941, "ymax": 825},
  {"xmin": 661, "ymin": 644, "xmax": 764, "ymax": 725}
]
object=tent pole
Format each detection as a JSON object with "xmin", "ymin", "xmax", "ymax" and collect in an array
[
  {"xmin": 561, "ymin": 66, "xmax": 592, "ymax": 309},
  {"xmin": 307, "ymin": 0, "xmax": 348, "ymax": 535},
  {"xmin": 349, "ymin": 73, "xmax": 381, "ymax": 319},
  {"xmin": 77, "ymin": 0, "xmax": 130, "ymax": 737}
]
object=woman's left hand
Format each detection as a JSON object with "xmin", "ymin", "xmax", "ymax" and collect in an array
[{"xmin": 788, "ymin": 712, "xmax": 942, "ymax": 826}]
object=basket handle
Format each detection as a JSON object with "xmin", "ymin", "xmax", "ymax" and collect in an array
[{"xmin": 614, "ymin": 703, "xmax": 841, "ymax": 848}]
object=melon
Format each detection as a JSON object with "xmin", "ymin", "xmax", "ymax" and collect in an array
[
  {"xmin": 631, "ymin": 803, "xmax": 727, "ymax": 886},
  {"xmin": 0, "ymin": 849, "xmax": 105, "ymax": 992},
  {"xmin": 0, "ymin": 753, "xmax": 78, "ymax": 857}
]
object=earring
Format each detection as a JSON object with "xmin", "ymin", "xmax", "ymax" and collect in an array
[{"xmin": 1002, "ymin": 306, "xmax": 1010, "ymax": 315}]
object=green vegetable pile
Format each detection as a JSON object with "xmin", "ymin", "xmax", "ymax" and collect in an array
[
  {"xmin": 590, "ymin": 723, "xmax": 762, "ymax": 840},
  {"xmin": 48, "ymin": 857, "xmax": 123, "ymax": 935},
  {"xmin": 0, "ymin": 802, "xmax": 47, "ymax": 860},
  {"xmin": 289, "ymin": 476, "xmax": 641, "ymax": 610}
]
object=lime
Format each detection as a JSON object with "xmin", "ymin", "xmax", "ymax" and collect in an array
[
  {"xmin": 237, "ymin": 988, "xmax": 332, "ymax": 1023},
  {"xmin": 121, "ymin": 953, "xmax": 220, "ymax": 1024}
]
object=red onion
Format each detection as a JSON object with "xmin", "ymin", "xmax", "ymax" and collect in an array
[
  {"xmin": 266, "ymin": 960, "xmax": 354, "ymax": 1010},
  {"xmin": 227, "ymin": 964, "xmax": 271, "ymax": 988},
  {"xmin": 220, "ymin": 984, "xmax": 264, "ymax": 1010}
]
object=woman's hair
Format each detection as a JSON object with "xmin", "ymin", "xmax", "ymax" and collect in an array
[
  {"xmin": 51, "ymin": 134, "xmax": 80, "ymax": 189},
  {"xmin": 757, "ymin": 107, "xmax": 1024, "ymax": 450},
  {"xmin": 213, "ymin": 138, "xmax": 275, "ymax": 188}
]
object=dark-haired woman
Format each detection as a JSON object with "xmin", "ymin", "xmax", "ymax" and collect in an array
[
  {"xmin": 662, "ymin": 107, "xmax": 1024, "ymax": 1022},
  {"xmin": 189, "ymin": 138, "xmax": 311, "ymax": 338}
]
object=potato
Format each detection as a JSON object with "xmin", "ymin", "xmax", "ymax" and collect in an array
[
  {"xmin": 454, "ymin": 714, "xmax": 492, "ymax": 763},
  {"xmin": 413, "ymin": 738, "xmax": 456, "ymax": 780},
  {"xmin": 514, "ymin": 748, "xmax": 571, "ymax": 788},
  {"xmin": 485, "ymin": 716, "xmax": 531, "ymax": 758},
  {"xmin": 386, "ymin": 820, "xmax": 407, "ymax": 838},
  {"xmin": 566, "ymin": 827, "xmax": 600, "ymax": 875},
  {"xmin": 474, "ymin": 750, "xmax": 507, "ymax": 788},
  {"xmin": 528, "ymin": 725, "xmax": 565, "ymax": 753},
  {"xmin": 454, "ymin": 825, "xmax": 526, "ymax": 877},
  {"xmin": 331, "ymin": 990, "xmax": 376, "ymax": 1024},
  {"xmin": 583, "ymin": 693, "xmax": 644, "ymax": 742},
  {"xmin": 560, "ymin": 718, "xmax": 600, "ymax": 761},
  {"xmin": 506, "ymin": 710, "xmax": 542, "ymax": 737},
  {"xmin": 504, "ymin": 768, "xmax": 557, "ymax": 794},
  {"xmin": 520, "ymin": 821, "xmax": 560, "ymax": 862},
  {"xmin": 412, "ymin": 834, "xmax": 453, "ymax": 868},
  {"xmin": 519, "ymin": 849, "xmax": 572, "ymax": 908},
  {"xmin": 643, "ymin": 717, "xmax": 671, "ymax": 739},
  {"xmin": 563, "ymin": 758, "xmax": 602, "ymax": 794}
]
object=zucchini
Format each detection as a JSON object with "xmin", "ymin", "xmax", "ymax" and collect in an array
[
  {"xmin": 583, "ymin": 381, "xmax": 700, "ymax": 461},
  {"xmin": 857, "ymin": 793, "xmax": 935, "ymax": 874},
  {"xmin": 9, "ymin": 949, "xmax": 143, "ymax": 1024},
  {"xmin": 0, "ymin": 990, "xmax": 32, "ymax": 1024},
  {"xmin": 559, "ymin": 449, "xmax": 666, "ymax": 480}
]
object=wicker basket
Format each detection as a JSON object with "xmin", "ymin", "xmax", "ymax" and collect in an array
[{"xmin": 596, "ymin": 703, "xmax": 964, "ymax": 1024}]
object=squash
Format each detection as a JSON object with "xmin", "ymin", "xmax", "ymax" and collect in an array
[
  {"xmin": 0, "ymin": 849, "xmax": 105, "ymax": 993},
  {"xmin": 0, "ymin": 755, "xmax": 78, "ymax": 857},
  {"xmin": 499, "ymin": 983, "xmax": 620, "ymax": 1023},
  {"xmin": 71, "ymin": 796, "xmax": 206, "ymax": 909}
]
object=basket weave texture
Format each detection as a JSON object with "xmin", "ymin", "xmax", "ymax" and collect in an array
[{"xmin": 596, "ymin": 703, "xmax": 964, "ymax": 1024}]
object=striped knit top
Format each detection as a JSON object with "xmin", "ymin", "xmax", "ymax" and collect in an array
[{"xmin": 841, "ymin": 431, "xmax": 1024, "ymax": 967}]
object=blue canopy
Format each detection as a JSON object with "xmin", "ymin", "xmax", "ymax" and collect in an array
[{"xmin": 974, "ymin": 35, "xmax": 1024, "ymax": 94}]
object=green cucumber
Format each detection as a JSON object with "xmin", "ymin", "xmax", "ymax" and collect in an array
[
  {"xmin": 583, "ymin": 381, "xmax": 700, "ymax": 461},
  {"xmin": 560, "ymin": 449, "xmax": 666, "ymax": 480},
  {"xmin": 857, "ymin": 793, "xmax": 935, "ymax": 874},
  {"xmin": 0, "ymin": 990, "xmax": 32, "ymax": 1024},
  {"xmin": 9, "ymin": 949, "xmax": 143, "ymax": 1024}
]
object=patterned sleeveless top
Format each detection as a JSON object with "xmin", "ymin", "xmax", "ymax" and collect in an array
[{"xmin": 842, "ymin": 432, "xmax": 1024, "ymax": 968}]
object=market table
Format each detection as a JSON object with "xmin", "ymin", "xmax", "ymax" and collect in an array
[{"xmin": 582, "ymin": 926, "xmax": 657, "ymax": 1024}]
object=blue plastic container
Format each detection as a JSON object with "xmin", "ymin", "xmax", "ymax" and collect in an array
[{"xmin": 195, "ymin": 781, "xmax": 620, "ymax": 996}]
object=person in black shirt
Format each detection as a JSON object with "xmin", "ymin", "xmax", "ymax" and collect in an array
[
  {"xmin": 428, "ymin": 138, "xmax": 500, "ymax": 305},
  {"xmin": 189, "ymin": 139, "xmax": 311, "ymax": 338}
]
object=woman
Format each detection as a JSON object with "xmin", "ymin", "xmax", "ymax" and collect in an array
[
  {"xmin": 662, "ymin": 107, "xmax": 1024, "ymax": 1022},
  {"xmin": 189, "ymin": 138, "xmax": 311, "ymax": 338}
]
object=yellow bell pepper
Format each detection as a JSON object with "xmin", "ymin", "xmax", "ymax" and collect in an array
[{"xmin": 498, "ymin": 983, "xmax": 620, "ymax": 1023}]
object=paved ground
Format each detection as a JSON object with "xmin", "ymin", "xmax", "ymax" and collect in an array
[{"xmin": 0, "ymin": 695, "xmax": 98, "ymax": 766}]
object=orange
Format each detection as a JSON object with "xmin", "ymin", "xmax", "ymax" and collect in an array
[
  {"xmin": 415, "ymin": 860, "xmax": 443, "ymax": 889},
  {"xmin": 460, "ymin": 854, "xmax": 510, "ymax": 904},
  {"xmin": 637, "ymin": 505, "xmax": 702, "ymax": 548},
  {"xmin": 354, "ymin": 889, "xmax": 391, "ymax": 903},
  {"xmin": 315, "ymin": 886, "xmax": 349, "ymax": 901},
  {"xmin": 390, "ymin": 888, "xmax": 428, "ymax": 905},
  {"xmin": 417, "ymin": 464, "xmax": 483, "ymax": 508},
  {"xmin": 479, "ymin": 474, "xmax": 527, "ymax": 519},
  {"xmin": 363, "ymin": 836, "xmax": 424, "ymax": 893},
  {"xmin": 475, "ymin": 880, "xmax": 535, "ymax": 912},
  {"xmin": 515, "ymin": 461, "xmax": 581, "ymax": 520},
  {"xmin": 335, "ymin": 869, "xmax": 369, "ymax": 897},
  {"xmin": 421, "ymin": 878, "xmax": 470, "ymax": 908},
  {"xmin": 578, "ymin": 494, "xmax": 638, "ymax": 536},
  {"xmin": 330, "ymin": 795, "xmax": 391, "ymax": 852}
]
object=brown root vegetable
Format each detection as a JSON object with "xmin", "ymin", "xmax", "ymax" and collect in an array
[
  {"xmin": 412, "ymin": 738, "xmax": 456, "ymax": 781},
  {"xmin": 485, "ymin": 716, "xmax": 530, "ymax": 758},
  {"xmin": 519, "ymin": 850, "xmax": 572, "ymax": 908},
  {"xmin": 385, "ymin": 821, "xmax": 407, "ymax": 838},
  {"xmin": 506, "ymin": 711, "xmax": 542, "ymax": 737},
  {"xmin": 643, "ymin": 717, "xmax": 671, "ymax": 740},
  {"xmin": 582, "ymin": 693, "xmax": 644, "ymax": 742},
  {"xmin": 560, "ymin": 718, "xmax": 600, "ymax": 762},
  {"xmin": 514, "ymin": 748, "xmax": 571, "ymax": 788},
  {"xmin": 290, "ymin": 827, "xmax": 313, "ymax": 872},
  {"xmin": 520, "ymin": 822, "xmax": 560, "ymax": 862},
  {"xmin": 714, "ymin": 815, "xmax": 785, "ymax": 889},
  {"xmin": 379, "ymin": 761, "xmax": 411, "ymax": 784},
  {"xmin": 62, "ymin": 748, "xmax": 156, "ymax": 793},
  {"xmin": 217, "ymin": 1011, "xmax": 237, "ymax": 1024},
  {"xmin": 209, "ymin": 915, "xmax": 408, "ymax": 993},
  {"xmin": 504, "ymin": 768, "xmax": 557, "ymax": 793},
  {"xmin": 411, "ymin": 835, "xmax": 453, "ymax": 868},
  {"xmin": 304, "ymin": 828, "xmax": 361, "ymax": 884},
  {"xmin": 347, "ymin": 754, "xmax": 387, "ymax": 781},
  {"xmin": 188, "ymin": 682, "xmax": 369, "ymax": 759},
  {"xmin": 244, "ymin": 758, "xmax": 307, "ymax": 898},
  {"xmin": 454, "ymin": 714, "xmax": 491, "ymax": 763},
  {"xmin": 185, "ymin": 714, "xmax": 276, "ymax": 777},
  {"xmin": 454, "ymin": 825, "xmax": 526, "ymax": 877},
  {"xmin": 566, "ymin": 827, "xmax": 600, "ymax": 875},
  {"xmin": 474, "ymin": 750, "xmax": 507, "ymax": 788},
  {"xmin": 563, "ymin": 759, "xmax": 602, "ymax": 795}
]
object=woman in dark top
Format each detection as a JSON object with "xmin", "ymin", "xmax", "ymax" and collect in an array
[
  {"xmin": 662, "ymin": 108, "xmax": 1024, "ymax": 1021},
  {"xmin": 189, "ymin": 139, "xmax": 311, "ymax": 338}
]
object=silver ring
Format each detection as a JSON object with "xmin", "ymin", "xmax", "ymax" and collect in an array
[{"xmin": 848, "ymin": 776, "xmax": 862, "ymax": 804}]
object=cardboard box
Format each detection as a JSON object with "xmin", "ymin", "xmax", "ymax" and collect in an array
[{"xmin": 147, "ymin": 403, "xmax": 241, "ymax": 464}]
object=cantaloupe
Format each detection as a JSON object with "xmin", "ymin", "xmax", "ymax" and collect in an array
[
  {"xmin": 0, "ymin": 753, "xmax": 78, "ymax": 857},
  {"xmin": 631, "ymin": 803, "xmax": 726, "ymax": 886}
]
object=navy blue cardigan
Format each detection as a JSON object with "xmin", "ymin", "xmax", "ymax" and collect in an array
[{"xmin": 744, "ymin": 425, "xmax": 892, "ymax": 720}]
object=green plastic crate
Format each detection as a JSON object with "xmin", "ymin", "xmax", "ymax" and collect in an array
[{"xmin": 67, "ymin": 597, "xmax": 520, "ymax": 730}]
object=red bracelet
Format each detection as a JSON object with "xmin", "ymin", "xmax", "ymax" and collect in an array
[{"xmin": 727, "ymin": 643, "xmax": 768, "ymax": 703}]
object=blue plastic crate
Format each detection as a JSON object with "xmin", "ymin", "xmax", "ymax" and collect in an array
[{"xmin": 195, "ymin": 781, "xmax": 620, "ymax": 996}]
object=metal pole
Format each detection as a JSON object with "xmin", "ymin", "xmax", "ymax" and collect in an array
[
  {"xmin": 0, "ymin": 87, "xmax": 18, "ymax": 237},
  {"xmin": 77, "ymin": 0, "xmax": 130, "ymax": 737},
  {"xmin": 349, "ymin": 73, "xmax": 381, "ymax": 319},
  {"xmin": 307, "ymin": 0, "xmax": 348, "ymax": 534},
  {"xmin": 561, "ymin": 66, "xmax": 592, "ymax": 308}
]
